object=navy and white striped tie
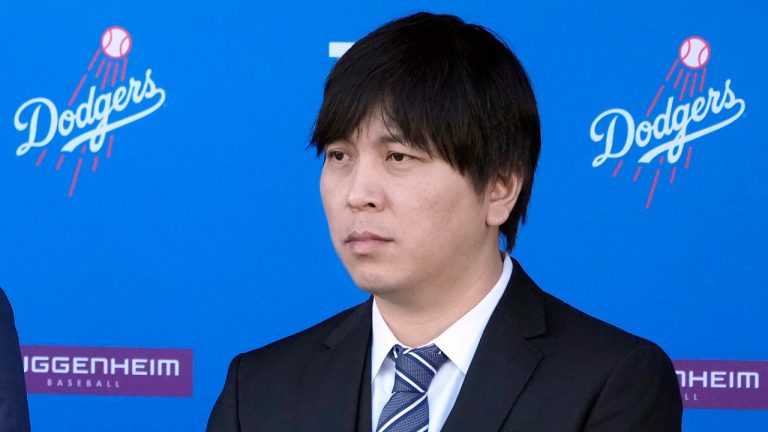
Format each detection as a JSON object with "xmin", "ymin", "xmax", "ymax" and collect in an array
[{"xmin": 376, "ymin": 344, "xmax": 449, "ymax": 432}]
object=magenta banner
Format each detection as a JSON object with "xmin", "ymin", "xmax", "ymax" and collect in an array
[
  {"xmin": 673, "ymin": 360, "xmax": 768, "ymax": 410},
  {"xmin": 21, "ymin": 345, "xmax": 193, "ymax": 397}
]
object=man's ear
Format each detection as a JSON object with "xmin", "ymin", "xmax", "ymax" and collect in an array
[{"xmin": 486, "ymin": 174, "xmax": 522, "ymax": 227}]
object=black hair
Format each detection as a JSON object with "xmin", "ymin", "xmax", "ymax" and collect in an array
[{"xmin": 311, "ymin": 12, "xmax": 541, "ymax": 251}]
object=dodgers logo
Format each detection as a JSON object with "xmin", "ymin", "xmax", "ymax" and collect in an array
[
  {"xmin": 13, "ymin": 26, "xmax": 166, "ymax": 197},
  {"xmin": 589, "ymin": 36, "xmax": 745, "ymax": 208}
]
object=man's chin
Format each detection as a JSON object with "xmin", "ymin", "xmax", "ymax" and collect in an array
[{"xmin": 348, "ymin": 271, "xmax": 401, "ymax": 296}]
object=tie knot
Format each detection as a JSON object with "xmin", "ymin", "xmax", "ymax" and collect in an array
[{"xmin": 390, "ymin": 344, "xmax": 449, "ymax": 394}]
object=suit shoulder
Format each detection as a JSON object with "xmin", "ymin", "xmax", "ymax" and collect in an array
[
  {"xmin": 536, "ymin": 291, "xmax": 682, "ymax": 429},
  {"xmin": 539, "ymin": 289, "xmax": 669, "ymax": 361},
  {"xmin": 235, "ymin": 300, "xmax": 368, "ymax": 369}
]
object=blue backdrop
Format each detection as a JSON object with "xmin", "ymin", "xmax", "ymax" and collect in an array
[{"xmin": 1, "ymin": 0, "xmax": 766, "ymax": 430}]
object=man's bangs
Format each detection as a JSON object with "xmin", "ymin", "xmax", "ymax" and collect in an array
[
  {"xmin": 311, "ymin": 77, "xmax": 439, "ymax": 160},
  {"xmin": 310, "ymin": 86, "xmax": 377, "ymax": 155}
]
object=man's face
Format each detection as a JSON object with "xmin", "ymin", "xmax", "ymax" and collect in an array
[{"xmin": 319, "ymin": 114, "xmax": 500, "ymax": 297}]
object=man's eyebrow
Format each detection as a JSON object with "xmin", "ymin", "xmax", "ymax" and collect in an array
[
  {"xmin": 334, "ymin": 131, "xmax": 409, "ymax": 147},
  {"xmin": 374, "ymin": 133, "xmax": 405, "ymax": 145}
]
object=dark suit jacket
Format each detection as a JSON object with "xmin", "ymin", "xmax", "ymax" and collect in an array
[
  {"xmin": 0, "ymin": 288, "xmax": 31, "ymax": 432},
  {"xmin": 208, "ymin": 261, "xmax": 682, "ymax": 431}
]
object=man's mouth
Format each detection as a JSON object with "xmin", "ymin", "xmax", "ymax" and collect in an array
[{"xmin": 344, "ymin": 231, "xmax": 393, "ymax": 254}]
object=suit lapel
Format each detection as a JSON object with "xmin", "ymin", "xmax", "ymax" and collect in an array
[
  {"xmin": 356, "ymin": 345, "xmax": 373, "ymax": 431},
  {"xmin": 441, "ymin": 260, "xmax": 546, "ymax": 432},
  {"xmin": 296, "ymin": 298, "xmax": 373, "ymax": 432}
]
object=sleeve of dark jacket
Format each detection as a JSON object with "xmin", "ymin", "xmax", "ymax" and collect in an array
[
  {"xmin": 583, "ymin": 343, "xmax": 683, "ymax": 431},
  {"xmin": 207, "ymin": 354, "xmax": 243, "ymax": 432}
]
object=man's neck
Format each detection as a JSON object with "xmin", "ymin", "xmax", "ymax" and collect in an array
[{"xmin": 373, "ymin": 248, "xmax": 504, "ymax": 347}]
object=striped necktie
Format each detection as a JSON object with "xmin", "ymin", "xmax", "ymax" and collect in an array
[{"xmin": 376, "ymin": 344, "xmax": 449, "ymax": 432}]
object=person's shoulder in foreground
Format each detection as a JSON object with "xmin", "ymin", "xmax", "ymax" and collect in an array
[
  {"xmin": 0, "ymin": 287, "xmax": 32, "ymax": 432},
  {"xmin": 208, "ymin": 11, "xmax": 682, "ymax": 432}
]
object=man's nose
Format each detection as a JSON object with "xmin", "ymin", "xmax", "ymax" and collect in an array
[{"xmin": 346, "ymin": 161, "xmax": 384, "ymax": 211}]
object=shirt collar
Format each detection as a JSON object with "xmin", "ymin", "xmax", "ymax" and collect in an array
[
  {"xmin": 371, "ymin": 298, "xmax": 401, "ymax": 380},
  {"xmin": 370, "ymin": 254, "xmax": 513, "ymax": 378}
]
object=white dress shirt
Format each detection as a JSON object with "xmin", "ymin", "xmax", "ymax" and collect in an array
[{"xmin": 371, "ymin": 254, "xmax": 513, "ymax": 431}]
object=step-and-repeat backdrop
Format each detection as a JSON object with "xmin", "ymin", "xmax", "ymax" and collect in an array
[{"xmin": 1, "ymin": 1, "xmax": 765, "ymax": 430}]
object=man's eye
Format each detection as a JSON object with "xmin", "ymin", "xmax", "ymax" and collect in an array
[
  {"xmin": 387, "ymin": 152, "xmax": 411, "ymax": 162},
  {"xmin": 327, "ymin": 150, "xmax": 346, "ymax": 161}
]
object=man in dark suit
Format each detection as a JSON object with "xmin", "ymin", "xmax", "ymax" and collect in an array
[
  {"xmin": 0, "ymin": 288, "xmax": 31, "ymax": 432},
  {"xmin": 208, "ymin": 12, "xmax": 682, "ymax": 431}
]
